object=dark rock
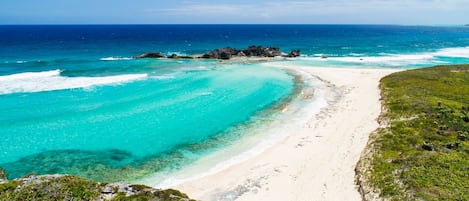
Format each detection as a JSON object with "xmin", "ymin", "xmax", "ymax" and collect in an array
[
  {"xmin": 242, "ymin": 45, "xmax": 282, "ymax": 57},
  {"xmin": 201, "ymin": 53, "xmax": 212, "ymax": 59},
  {"xmin": 202, "ymin": 47, "xmax": 239, "ymax": 59},
  {"xmin": 422, "ymin": 143, "xmax": 434, "ymax": 151},
  {"xmin": 135, "ymin": 45, "xmax": 297, "ymax": 60},
  {"xmin": 167, "ymin": 54, "xmax": 194, "ymax": 59},
  {"xmin": 219, "ymin": 52, "xmax": 231, "ymax": 60},
  {"xmin": 167, "ymin": 54, "xmax": 179, "ymax": 59},
  {"xmin": 236, "ymin": 51, "xmax": 246, "ymax": 57},
  {"xmin": 445, "ymin": 142, "xmax": 460, "ymax": 150},
  {"xmin": 135, "ymin": 52, "xmax": 165, "ymax": 59},
  {"xmin": 285, "ymin": 49, "xmax": 301, "ymax": 57}
]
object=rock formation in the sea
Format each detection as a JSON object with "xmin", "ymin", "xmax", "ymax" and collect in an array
[
  {"xmin": 0, "ymin": 173, "xmax": 195, "ymax": 201},
  {"xmin": 286, "ymin": 49, "xmax": 301, "ymax": 57},
  {"xmin": 201, "ymin": 47, "xmax": 239, "ymax": 60},
  {"xmin": 167, "ymin": 53, "xmax": 179, "ymax": 59},
  {"xmin": 134, "ymin": 52, "xmax": 165, "ymax": 59},
  {"xmin": 200, "ymin": 45, "xmax": 287, "ymax": 59},
  {"xmin": 242, "ymin": 45, "xmax": 282, "ymax": 57},
  {"xmin": 134, "ymin": 45, "xmax": 301, "ymax": 60},
  {"xmin": 167, "ymin": 54, "xmax": 195, "ymax": 59}
]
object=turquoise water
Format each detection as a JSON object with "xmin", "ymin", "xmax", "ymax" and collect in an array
[
  {"xmin": 0, "ymin": 61, "xmax": 294, "ymax": 180},
  {"xmin": 1, "ymin": 25, "xmax": 469, "ymax": 182}
]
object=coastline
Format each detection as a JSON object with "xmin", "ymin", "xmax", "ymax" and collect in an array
[
  {"xmin": 167, "ymin": 64, "xmax": 402, "ymax": 200},
  {"xmin": 137, "ymin": 62, "xmax": 328, "ymax": 188}
]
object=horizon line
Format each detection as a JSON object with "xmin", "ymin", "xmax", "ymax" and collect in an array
[{"xmin": 0, "ymin": 23, "xmax": 466, "ymax": 27}]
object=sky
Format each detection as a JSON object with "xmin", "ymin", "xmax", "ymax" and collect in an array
[{"xmin": 1, "ymin": 0, "xmax": 468, "ymax": 25}]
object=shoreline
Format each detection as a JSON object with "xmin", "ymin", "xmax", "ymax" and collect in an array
[
  {"xmin": 137, "ymin": 64, "xmax": 329, "ymax": 189},
  {"xmin": 166, "ymin": 64, "xmax": 402, "ymax": 200}
]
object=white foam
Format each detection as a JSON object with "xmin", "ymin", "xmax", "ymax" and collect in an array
[
  {"xmin": 349, "ymin": 53, "xmax": 365, "ymax": 57},
  {"xmin": 0, "ymin": 70, "xmax": 147, "ymax": 95},
  {"xmin": 100, "ymin": 57, "xmax": 133, "ymax": 61},
  {"xmin": 434, "ymin": 46, "xmax": 469, "ymax": 58},
  {"xmin": 302, "ymin": 53, "xmax": 436, "ymax": 66},
  {"xmin": 302, "ymin": 46, "xmax": 469, "ymax": 67},
  {"xmin": 166, "ymin": 52, "xmax": 187, "ymax": 56},
  {"xmin": 149, "ymin": 75, "xmax": 176, "ymax": 80},
  {"xmin": 137, "ymin": 67, "xmax": 328, "ymax": 188},
  {"xmin": 333, "ymin": 54, "xmax": 433, "ymax": 63},
  {"xmin": 196, "ymin": 91, "xmax": 213, "ymax": 96},
  {"xmin": 180, "ymin": 66, "xmax": 209, "ymax": 71}
]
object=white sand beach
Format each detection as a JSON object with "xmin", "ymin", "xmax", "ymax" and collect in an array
[{"xmin": 171, "ymin": 64, "xmax": 402, "ymax": 201}]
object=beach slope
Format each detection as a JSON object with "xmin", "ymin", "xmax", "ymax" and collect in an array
[{"xmin": 175, "ymin": 65, "xmax": 402, "ymax": 201}]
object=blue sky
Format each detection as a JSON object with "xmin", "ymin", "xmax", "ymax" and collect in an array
[{"xmin": 1, "ymin": 0, "xmax": 468, "ymax": 25}]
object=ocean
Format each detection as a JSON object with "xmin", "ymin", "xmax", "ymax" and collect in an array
[{"xmin": 1, "ymin": 25, "xmax": 469, "ymax": 183}]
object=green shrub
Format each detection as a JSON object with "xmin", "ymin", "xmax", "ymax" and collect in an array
[
  {"xmin": 362, "ymin": 65, "xmax": 469, "ymax": 201},
  {"xmin": 0, "ymin": 168, "xmax": 7, "ymax": 180}
]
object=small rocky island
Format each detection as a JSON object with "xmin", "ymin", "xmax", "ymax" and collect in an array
[{"xmin": 135, "ymin": 45, "xmax": 301, "ymax": 60}]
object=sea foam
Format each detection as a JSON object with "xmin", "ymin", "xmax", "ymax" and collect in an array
[
  {"xmin": 100, "ymin": 57, "xmax": 133, "ymax": 61},
  {"xmin": 434, "ymin": 46, "xmax": 469, "ymax": 58},
  {"xmin": 0, "ymin": 70, "xmax": 147, "ymax": 95},
  {"xmin": 303, "ymin": 46, "xmax": 469, "ymax": 67}
]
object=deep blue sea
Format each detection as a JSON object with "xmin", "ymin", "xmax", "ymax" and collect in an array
[{"xmin": 1, "ymin": 25, "xmax": 469, "ymax": 182}]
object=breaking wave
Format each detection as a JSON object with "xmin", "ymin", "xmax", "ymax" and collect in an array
[{"xmin": 0, "ymin": 70, "xmax": 148, "ymax": 95}]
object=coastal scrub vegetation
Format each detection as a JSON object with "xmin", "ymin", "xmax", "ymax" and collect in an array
[
  {"xmin": 0, "ymin": 172, "xmax": 194, "ymax": 201},
  {"xmin": 357, "ymin": 65, "xmax": 469, "ymax": 201},
  {"xmin": 0, "ymin": 168, "xmax": 7, "ymax": 180}
]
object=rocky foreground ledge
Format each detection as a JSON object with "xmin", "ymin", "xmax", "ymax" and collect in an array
[
  {"xmin": 135, "ymin": 45, "xmax": 300, "ymax": 60},
  {"xmin": 0, "ymin": 169, "xmax": 194, "ymax": 201}
]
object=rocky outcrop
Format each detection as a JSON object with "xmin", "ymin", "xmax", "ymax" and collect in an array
[
  {"xmin": 135, "ymin": 45, "xmax": 301, "ymax": 60},
  {"xmin": 242, "ymin": 45, "xmax": 282, "ymax": 57},
  {"xmin": 134, "ymin": 52, "xmax": 165, "ymax": 59},
  {"xmin": 286, "ymin": 50, "xmax": 301, "ymax": 57},
  {"xmin": 201, "ymin": 45, "xmax": 286, "ymax": 59},
  {"xmin": 202, "ymin": 47, "xmax": 239, "ymax": 60},
  {"xmin": 0, "ymin": 174, "xmax": 194, "ymax": 201},
  {"xmin": 167, "ymin": 54, "xmax": 195, "ymax": 59}
]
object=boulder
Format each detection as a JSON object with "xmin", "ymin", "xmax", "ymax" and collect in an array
[
  {"xmin": 422, "ymin": 143, "xmax": 435, "ymax": 151},
  {"xmin": 167, "ymin": 54, "xmax": 179, "ymax": 59},
  {"xmin": 135, "ymin": 45, "xmax": 294, "ymax": 60},
  {"xmin": 218, "ymin": 52, "xmax": 231, "ymax": 60},
  {"xmin": 202, "ymin": 47, "xmax": 239, "ymax": 59},
  {"xmin": 285, "ymin": 49, "xmax": 301, "ymax": 57},
  {"xmin": 242, "ymin": 45, "xmax": 282, "ymax": 57},
  {"xmin": 235, "ymin": 51, "xmax": 246, "ymax": 57},
  {"xmin": 134, "ymin": 52, "xmax": 165, "ymax": 59}
]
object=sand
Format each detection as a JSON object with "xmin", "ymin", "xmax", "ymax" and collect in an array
[{"xmin": 172, "ymin": 64, "xmax": 402, "ymax": 201}]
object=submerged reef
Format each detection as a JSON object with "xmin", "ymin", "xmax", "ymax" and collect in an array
[
  {"xmin": 134, "ymin": 45, "xmax": 301, "ymax": 60},
  {"xmin": 0, "ymin": 172, "xmax": 194, "ymax": 201}
]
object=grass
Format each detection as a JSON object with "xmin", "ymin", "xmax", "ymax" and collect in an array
[
  {"xmin": 0, "ymin": 173, "xmax": 194, "ymax": 201},
  {"xmin": 358, "ymin": 65, "xmax": 469, "ymax": 201},
  {"xmin": 0, "ymin": 175, "xmax": 101, "ymax": 200}
]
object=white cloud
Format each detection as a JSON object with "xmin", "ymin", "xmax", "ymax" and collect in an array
[
  {"xmin": 147, "ymin": 0, "xmax": 469, "ymax": 24},
  {"xmin": 156, "ymin": 4, "xmax": 248, "ymax": 16}
]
